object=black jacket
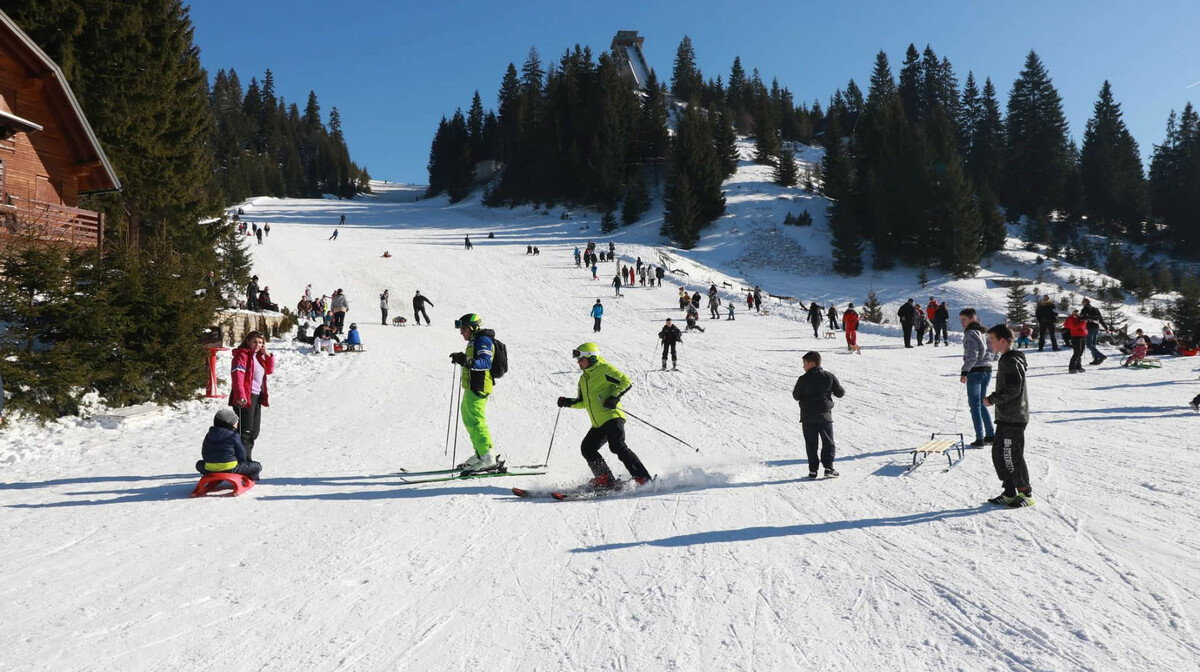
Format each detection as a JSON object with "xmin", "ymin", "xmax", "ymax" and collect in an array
[
  {"xmin": 807, "ymin": 303, "xmax": 822, "ymax": 323},
  {"xmin": 792, "ymin": 367, "xmax": 845, "ymax": 423},
  {"xmin": 246, "ymin": 281, "xmax": 259, "ymax": 301},
  {"xmin": 659, "ymin": 324, "xmax": 682, "ymax": 344},
  {"xmin": 1035, "ymin": 300, "xmax": 1057, "ymax": 324},
  {"xmin": 201, "ymin": 424, "xmax": 247, "ymax": 464},
  {"xmin": 413, "ymin": 294, "xmax": 433, "ymax": 310},
  {"xmin": 655, "ymin": 267, "xmax": 664, "ymax": 279},
  {"xmin": 1080, "ymin": 304, "xmax": 1107, "ymax": 329},
  {"xmin": 827, "ymin": 306, "xmax": 838, "ymax": 319},
  {"xmin": 897, "ymin": 301, "xmax": 916, "ymax": 323},
  {"xmin": 986, "ymin": 350, "xmax": 1029, "ymax": 425},
  {"xmin": 934, "ymin": 304, "xmax": 949, "ymax": 324}
]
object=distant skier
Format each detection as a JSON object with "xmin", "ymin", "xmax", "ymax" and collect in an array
[
  {"xmin": 958, "ymin": 308, "xmax": 994, "ymax": 447},
  {"xmin": 659, "ymin": 318, "xmax": 682, "ymax": 369},
  {"xmin": 464, "ymin": 235, "xmax": 473, "ymax": 250},
  {"xmin": 556, "ymin": 343, "xmax": 652, "ymax": 489},
  {"xmin": 792, "ymin": 350, "xmax": 845, "ymax": 479},
  {"xmin": 329, "ymin": 229, "xmax": 339, "ymax": 241},
  {"xmin": 339, "ymin": 214, "xmax": 346, "ymax": 226},
  {"xmin": 196, "ymin": 408, "xmax": 262, "ymax": 482},
  {"xmin": 533, "ymin": 246, "xmax": 540, "ymax": 256},
  {"xmin": 843, "ymin": 303, "xmax": 860, "ymax": 353},
  {"xmin": 413, "ymin": 290, "xmax": 434, "ymax": 325},
  {"xmin": 379, "ymin": 289, "xmax": 390, "ymax": 326},
  {"xmin": 806, "ymin": 301, "xmax": 822, "ymax": 337},
  {"xmin": 449, "ymin": 313, "xmax": 502, "ymax": 472},
  {"xmin": 827, "ymin": 304, "xmax": 839, "ymax": 331},
  {"xmin": 898, "ymin": 298, "xmax": 917, "ymax": 348},
  {"xmin": 983, "ymin": 324, "xmax": 1034, "ymax": 507},
  {"xmin": 591, "ymin": 300, "xmax": 604, "ymax": 332}
]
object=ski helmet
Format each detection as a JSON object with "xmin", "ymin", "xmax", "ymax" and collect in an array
[
  {"xmin": 572, "ymin": 342, "xmax": 600, "ymax": 365},
  {"xmin": 455, "ymin": 313, "xmax": 482, "ymax": 330}
]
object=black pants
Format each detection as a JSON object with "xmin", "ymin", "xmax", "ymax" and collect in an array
[
  {"xmin": 933, "ymin": 322, "xmax": 948, "ymax": 345},
  {"xmin": 415, "ymin": 307, "xmax": 430, "ymax": 325},
  {"xmin": 901, "ymin": 321, "xmax": 913, "ymax": 347},
  {"xmin": 196, "ymin": 459, "xmax": 262, "ymax": 481},
  {"xmin": 1070, "ymin": 336, "xmax": 1085, "ymax": 371},
  {"xmin": 333, "ymin": 311, "xmax": 346, "ymax": 333},
  {"xmin": 1038, "ymin": 321, "xmax": 1059, "ymax": 351},
  {"xmin": 581, "ymin": 419, "xmax": 650, "ymax": 480},
  {"xmin": 237, "ymin": 394, "xmax": 262, "ymax": 461},
  {"xmin": 593, "ymin": 317, "xmax": 602, "ymax": 332},
  {"xmin": 916, "ymin": 324, "xmax": 926, "ymax": 345},
  {"xmin": 711, "ymin": 306, "xmax": 719, "ymax": 319},
  {"xmin": 829, "ymin": 316, "xmax": 838, "ymax": 330},
  {"xmin": 810, "ymin": 320, "xmax": 820, "ymax": 337},
  {"xmin": 381, "ymin": 308, "xmax": 388, "ymax": 325},
  {"xmin": 802, "ymin": 421, "xmax": 836, "ymax": 472},
  {"xmin": 661, "ymin": 341, "xmax": 677, "ymax": 364},
  {"xmin": 991, "ymin": 423, "xmax": 1030, "ymax": 496}
]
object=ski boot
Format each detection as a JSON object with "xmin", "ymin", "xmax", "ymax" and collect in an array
[{"xmin": 457, "ymin": 452, "xmax": 504, "ymax": 475}]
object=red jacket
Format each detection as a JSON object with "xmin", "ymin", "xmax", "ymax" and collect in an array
[
  {"xmin": 230, "ymin": 346, "xmax": 274, "ymax": 408},
  {"xmin": 1062, "ymin": 314, "xmax": 1088, "ymax": 338},
  {"xmin": 843, "ymin": 309, "xmax": 860, "ymax": 331},
  {"xmin": 926, "ymin": 301, "xmax": 937, "ymax": 321}
]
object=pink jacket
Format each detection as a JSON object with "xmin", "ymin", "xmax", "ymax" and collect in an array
[{"xmin": 229, "ymin": 346, "xmax": 274, "ymax": 408}]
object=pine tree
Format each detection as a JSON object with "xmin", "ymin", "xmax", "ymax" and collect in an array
[
  {"xmin": 713, "ymin": 107, "xmax": 739, "ymax": 178},
  {"xmin": 863, "ymin": 290, "xmax": 884, "ymax": 323},
  {"xmin": 1080, "ymin": 81, "xmax": 1148, "ymax": 236},
  {"xmin": 662, "ymin": 172, "xmax": 701, "ymax": 248},
  {"xmin": 671, "ymin": 36, "xmax": 702, "ymax": 102},
  {"xmin": 662, "ymin": 102, "xmax": 725, "ymax": 247},
  {"xmin": 467, "ymin": 90, "xmax": 485, "ymax": 161},
  {"xmin": 773, "ymin": 145, "xmax": 798, "ymax": 186},
  {"xmin": 639, "ymin": 70, "xmax": 670, "ymax": 167},
  {"xmin": 1171, "ymin": 276, "xmax": 1200, "ymax": 341},
  {"xmin": 622, "ymin": 170, "xmax": 651, "ymax": 225},
  {"xmin": 1003, "ymin": 51, "xmax": 1070, "ymax": 220},
  {"xmin": 1005, "ymin": 283, "xmax": 1030, "ymax": 324},
  {"xmin": 931, "ymin": 154, "xmax": 982, "ymax": 278},
  {"xmin": 601, "ymin": 208, "xmax": 618, "ymax": 233}
]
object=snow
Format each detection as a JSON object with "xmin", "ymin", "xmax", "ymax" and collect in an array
[{"xmin": 2, "ymin": 157, "xmax": 1200, "ymax": 670}]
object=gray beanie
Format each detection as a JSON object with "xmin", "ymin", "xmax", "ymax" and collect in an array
[{"xmin": 214, "ymin": 408, "xmax": 239, "ymax": 428}]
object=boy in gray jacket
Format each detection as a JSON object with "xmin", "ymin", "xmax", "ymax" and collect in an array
[
  {"xmin": 958, "ymin": 308, "xmax": 994, "ymax": 447},
  {"xmin": 984, "ymin": 324, "xmax": 1032, "ymax": 507}
]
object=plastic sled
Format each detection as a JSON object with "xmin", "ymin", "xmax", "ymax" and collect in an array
[
  {"xmin": 192, "ymin": 472, "xmax": 256, "ymax": 497},
  {"xmin": 1122, "ymin": 357, "xmax": 1162, "ymax": 369}
]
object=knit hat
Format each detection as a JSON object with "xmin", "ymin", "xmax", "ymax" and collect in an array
[{"xmin": 215, "ymin": 408, "xmax": 239, "ymax": 429}]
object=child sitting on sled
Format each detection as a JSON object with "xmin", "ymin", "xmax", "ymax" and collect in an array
[{"xmin": 197, "ymin": 408, "xmax": 262, "ymax": 481}]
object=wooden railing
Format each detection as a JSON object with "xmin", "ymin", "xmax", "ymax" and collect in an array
[{"xmin": 2, "ymin": 198, "xmax": 103, "ymax": 248}]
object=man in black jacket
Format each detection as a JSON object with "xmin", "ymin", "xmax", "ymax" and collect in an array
[
  {"xmin": 413, "ymin": 291, "xmax": 434, "ymax": 325},
  {"xmin": 1034, "ymin": 295, "xmax": 1059, "ymax": 352},
  {"xmin": 791, "ymin": 351, "xmax": 846, "ymax": 479},
  {"xmin": 246, "ymin": 275, "xmax": 260, "ymax": 312},
  {"xmin": 897, "ymin": 298, "xmax": 917, "ymax": 348},
  {"xmin": 1080, "ymin": 298, "xmax": 1109, "ymax": 365},
  {"xmin": 658, "ymin": 319, "xmax": 682, "ymax": 370},
  {"xmin": 984, "ymin": 324, "xmax": 1033, "ymax": 507}
]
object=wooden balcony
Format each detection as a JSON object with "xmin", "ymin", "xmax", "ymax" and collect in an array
[{"xmin": 0, "ymin": 196, "xmax": 104, "ymax": 248}]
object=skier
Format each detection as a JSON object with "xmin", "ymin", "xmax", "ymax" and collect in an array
[
  {"xmin": 612, "ymin": 273, "xmax": 623, "ymax": 297},
  {"xmin": 413, "ymin": 290, "xmax": 434, "ymax": 325},
  {"xmin": 958, "ymin": 308, "xmax": 995, "ymax": 447},
  {"xmin": 464, "ymin": 235, "xmax": 473, "ymax": 250},
  {"xmin": 843, "ymin": 303, "xmax": 860, "ymax": 353},
  {"xmin": 196, "ymin": 408, "xmax": 262, "ymax": 482},
  {"xmin": 684, "ymin": 304, "xmax": 705, "ymax": 332},
  {"xmin": 379, "ymin": 289, "xmax": 390, "ymax": 326},
  {"xmin": 806, "ymin": 301, "xmax": 822, "ymax": 337},
  {"xmin": 933, "ymin": 302, "xmax": 950, "ymax": 347},
  {"xmin": 753, "ymin": 286, "xmax": 763, "ymax": 313},
  {"xmin": 1035, "ymin": 295, "xmax": 1060, "ymax": 351},
  {"xmin": 827, "ymin": 304, "xmax": 839, "ymax": 331},
  {"xmin": 792, "ymin": 350, "xmax": 845, "ymax": 479},
  {"xmin": 659, "ymin": 318, "xmax": 682, "ymax": 370},
  {"xmin": 331, "ymin": 289, "xmax": 350, "ymax": 334},
  {"xmin": 229, "ymin": 330, "xmax": 274, "ymax": 461},
  {"xmin": 556, "ymin": 343, "xmax": 652, "ymax": 489},
  {"xmin": 339, "ymin": 214, "xmax": 346, "ymax": 226},
  {"xmin": 1063, "ymin": 308, "xmax": 1089, "ymax": 373},
  {"xmin": 709, "ymin": 291, "xmax": 722, "ymax": 319},
  {"xmin": 898, "ymin": 298, "xmax": 917, "ymax": 348},
  {"xmin": 449, "ymin": 313, "xmax": 501, "ymax": 472},
  {"xmin": 329, "ymin": 229, "xmax": 339, "ymax": 241},
  {"xmin": 245, "ymin": 275, "xmax": 260, "ymax": 312},
  {"xmin": 1079, "ymin": 298, "xmax": 1109, "ymax": 365},
  {"xmin": 913, "ymin": 302, "xmax": 928, "ymax": 347},
  {"xmin": 983, "ymin": 324, "xmax": 1034, "ymax": 507},
  {"xmin": 591, "ymin": 300, "xmax": 604, "ymax": 332}
]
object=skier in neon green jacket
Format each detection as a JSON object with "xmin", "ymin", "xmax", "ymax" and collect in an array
[
  {"xmin": 450, "ymin": 313, "xmax": 500, "ymax": 472},
  {"xmin": 556, "ymin": 343, "xmax": 652, "ymax": 488}
]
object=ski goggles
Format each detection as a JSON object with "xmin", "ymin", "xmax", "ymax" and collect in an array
[{"xmin": 572, "ymin": 348, "xmax": 598, "ymax": 359}]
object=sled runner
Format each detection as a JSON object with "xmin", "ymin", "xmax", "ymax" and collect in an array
[
  {"xmin": 908, "ymin": 432, "xmax": 965, "ymax": 472},
  {"xmin": 1121, "ymin": 356, "xmax": 1161, "ymax": 369},
  {"xmin": 823, "ymin": 331, "xmax": 838, "ymax": 339},
  {"xmin": 191, "ymin": 472, "xmax": 256, "ymax": 497}
]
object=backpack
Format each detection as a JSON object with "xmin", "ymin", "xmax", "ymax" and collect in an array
[{"xmin": 480, "ymin": 336, "xmax": 508, "ymax": 380}]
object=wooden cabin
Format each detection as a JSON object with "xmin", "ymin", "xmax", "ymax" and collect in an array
[{"xmin": 0, "ymin": 9, "xmax": 120, "ymax": 249}]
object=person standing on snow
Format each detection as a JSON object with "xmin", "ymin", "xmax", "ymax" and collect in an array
[
  {"xmin": 331, "ymin": 289, "xmax": 350, "ymax": 334},
  {"xmin": 655, "ymin": 266, "xmax": 664, "ymax": 287},
  {"xmin": 933, "ymin": 301, "xmax": 950, "ymax": 347},
  {"xmin": 843, "ymin": 303, "xmax": 860, "ymax": 352},
  {"xmin": 898, "ymin": 298, "xmax": 917, "ymax": 348},
  {"xmin": 263, "ymin": 222, "xmax": 270, "ymax": 237},
  {"xmin": 413, "ymin": 290, "xmax": 434, "ymax": 325},
  {"xmin": 1063, "ymin": 308, "xmax": 1089, "ymax": 373},
  {"xmin": 727, "ymin": 302, "xmax": 735, "ymax": 320},
  {"xmin": 556, "ymin": 343, "xmax": 652, "ymax": 489},
  {"xmin": 245, "ymin": 275, "xmax": 260, "ymax": 312},
  {"xmin": 464, "ymin": 235, "xmax": 473, "ymax": 250},
  {"xmin": 925, "ymin": 297, "xmax": 938, "ymax": 344},
  {"xmin": 913, "ymin": 302, "xmax": 928, "ymax": 347},
  {"xmin": 958, "ymin": 308, "xmax": 995, "ymax": 448},
  {"xmin": 806, "ymin": 301, "xmax": 823, "ymax": 337},
  {"xmin": 1079, "ymin": 298, "xmax": 1109, "ymax": 365},
  {"xmin": 827, "ymin": 304, "xmax": 839, "ymax": 331},
  {"xmin": 708, "ymin": 291, "xmax": 722, "ymax": 320},
  {"xmin": 574, "ymin": 247, "xmax": 581, "ymax": 267},
  {"xmin": 379, "ymin": 289, "xmax": 390, "ymax": 326},
  {"xmin": 659, "ymin": 318, "xmax": 682, "ymax": 369},
  {"xmin": 612, "ymin": 273, "xmax": 623, "ymax": 297},
  {"xmin": 255, "ymin": 227, "xmax": 263, "ymax": 245},
  {"xmin": 753, "ymin": 286, "xmax": 763, "ymax": 313},
  {"xmin": 792, "ymin": 350, "xmax": 845, "ymax": 479},
  {"xmin": 449, "ymin": 314, "xmax": 502, "ymax": 472},
  {"xmin": 591, "ymin": 262, "xmax": 598, "ymax": 280},
  {"xmin": 983, "ymin": 323, "xmax": 1034, "ymax": 507},
  {"xmin": 229, "ymin": 330, "xmax": 274, "ymax": 461},
  {"xmin": 591, "ymin": 300, "xmax": 604, "ymax": 332}
]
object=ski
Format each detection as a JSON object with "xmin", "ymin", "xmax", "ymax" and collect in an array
[
  {"xmin": 396, "ymin": 469, "xmax": 546, "ymax": 486},
  {"xmin": 397, "ymin": 462, "xmax": 545, "ymax": 477}
]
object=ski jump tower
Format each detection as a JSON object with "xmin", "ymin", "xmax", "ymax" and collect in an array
[{"xmin": 611, "ymin": 30, "xmax": 652, "ymax": 91}]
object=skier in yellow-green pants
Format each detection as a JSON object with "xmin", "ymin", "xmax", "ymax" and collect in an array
[{"xmin": 449, "ymin": 313, "xmax": 503, "ymax": 472}]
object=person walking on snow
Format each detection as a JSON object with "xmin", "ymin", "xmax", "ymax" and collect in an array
[
  {"xmin": 557, "ymin": 343, "xmax": 652, "ymax": 489},
  {"xmin": 898, "ymin": 298, "xmax": 917, "ymax": 348},
  {"xmin": 792, "ymin": 350, "xmax": 845, "ymax": 479},
  {"xmin": 229, "ymin": 330, "xmax": 274, "ymax": 461},
  {"xmin": 331, "ymin": 289, "xmax": 350, "ymax": 334},
  {"xmin": 255, "ymin": 227, "xmax": 263, "ymax": 245},
  {"xmin": 591, "ymin": 300, "xmax": 604, "ymax": 332},
  {"xmin": 464, "ymin": 235, "xmax": 473, "ymax": 250},
  {"xmin": 959, "ymin": 308, "xmax": 995, "ymax": 448},
  {"xmin": 655, "ymin": 266, "xmax": 664, "ymax": 287},
  {"xmin": 747, "ymin": 291, "xmax": 754, "ymax": 311},
  {"xmin": 263, "ymin": 222, "xmax": 270, "ymax": 237},
  {"xmin": 753, "ymin": 286, "xmax": 763, "ymax": 313},
  {"xmin": 574, "ymin": 247, "xmax": 581, "ymax": 267},
  {"xmin": 709, "ymin": 291, "xmax": 722, "ymax": 319},
  {"xmin": 659, "ymin": 318, "xmax": 682, "ymax": 369},
  {"xmin": 843, "ymin": 303, "xmax": 860, "ymax": 353},
  {"xmin": 679, "ymin": 288, "xmax": 689, "ymax": 310},
  {"xmin": 449, "ymin": 314, "xmax": 501, "ymax": 472},
  {"xmin": 1063, "ymin": 309, "xmax": 1089, "ymax": 373},
  {"xmin": 380, "ymin": 289, "xmax": 390, "ymax": 326},
  {"xmin": 612, "ymin": 273, "xmax": 623, "ymax": 297},
  {"xmin": 1080, "ymin": 298, "xmax": 1109, "ymax": 365},
  {"xmin": 983, "ymin": 324, "xmax": 1034, "ymax": 507},
  {"xmin": 339, "ymin": 214, "xmax": 346, "ymax": 226},
  {"xmin": 413, "ymin": 291, "xmax": 434, "ymax": 325},
  {"xmin": 827, "ymin": 304, "xmax": 839, "ymax": 331},
  {"xmin": 913, "ymin": 302, "xmax": 928, "ymax": 347},
  {"xmin": 807, "ymin": 301, "xmax": 823, "ymax": 337}
]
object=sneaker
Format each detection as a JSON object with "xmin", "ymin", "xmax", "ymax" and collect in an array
[
  {"xmin": 807, "ymin": 471, "xmax": 818, "ymax": 479},
  {"xmin": 969, "ymin": 438, "xmax": 986, "ymax": 447},
  {"xmin": 984, "ymin": 436, "xmax": 995, "ymax": 445},
  {"xmin": 457, "ymin": 452, "xmax": 499, "ymax": 472},
  {"xmin": 1009, "ymin": 493, "xmax": 1035, "ymax": 508},
  {"xmin": 987, "ymin": 493, "xmax": 1020, "ymax": 506},
  {"xmin": 824, "ymin": 468, "xmax": 839, "ymax": 478}
]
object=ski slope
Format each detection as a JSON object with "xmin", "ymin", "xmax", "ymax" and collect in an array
[{"xmin": 3, "ymin": 172, "xmax": 1200, "ymax": 671}]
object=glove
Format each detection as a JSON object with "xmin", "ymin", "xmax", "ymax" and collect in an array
[
  {"xmin": 603, "ymin": 397, "xmax": 618, "ymax": 409},
  {"xmin": 557, "ymin": 396, "xmax": 575, "ymax": 408},
  {"xmin": 450, "ymin": 352, "xmax": 467, "ymax": 366}
]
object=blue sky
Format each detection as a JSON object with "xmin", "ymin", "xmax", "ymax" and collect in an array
[{"xmin": 189, "ymin": 0, "xmax": 1200, "ymax": 184}]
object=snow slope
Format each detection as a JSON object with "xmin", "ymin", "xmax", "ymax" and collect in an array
[{"xmin": 2, "ymin": 170, "xmax": 1200, "ymax": 671}]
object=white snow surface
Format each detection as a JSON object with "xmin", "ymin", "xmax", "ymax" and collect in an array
[{"xmin": 3, "ymin": 163, "xmax": 1200, "ymax": 670}]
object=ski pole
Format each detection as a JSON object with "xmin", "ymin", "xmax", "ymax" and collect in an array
[
  {"xmin": 450, "ymin": 367, "xmax": 463, "ymax": 469},
  {"xmin": 543, "ymin": 407, "xmax": 563, "ymax": 467},
  {"xmin": 444, "ymin": 364, "xmax": 456, "ymax": 455},
  {"xmin": 622, "ymin": 409, "xmax": 698, "ymax": 453}
]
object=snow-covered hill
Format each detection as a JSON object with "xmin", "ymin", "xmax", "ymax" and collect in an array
[{"xmin": 2, "ymin": 155, "xmax": 1199, "ymax": 671}]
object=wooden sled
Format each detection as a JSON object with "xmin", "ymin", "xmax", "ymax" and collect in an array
[
  {"xmin": 909, "ymin": 432, "xmax": 965, "ymax": 471},
  {"xmin": 823, "ymin": 331, "xmax": 838, "ymax": 339}
]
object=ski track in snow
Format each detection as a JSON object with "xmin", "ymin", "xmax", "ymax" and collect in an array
[{"xmin": 2, "ymin": 175, "xmax": 1199, "ymax": 671}]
